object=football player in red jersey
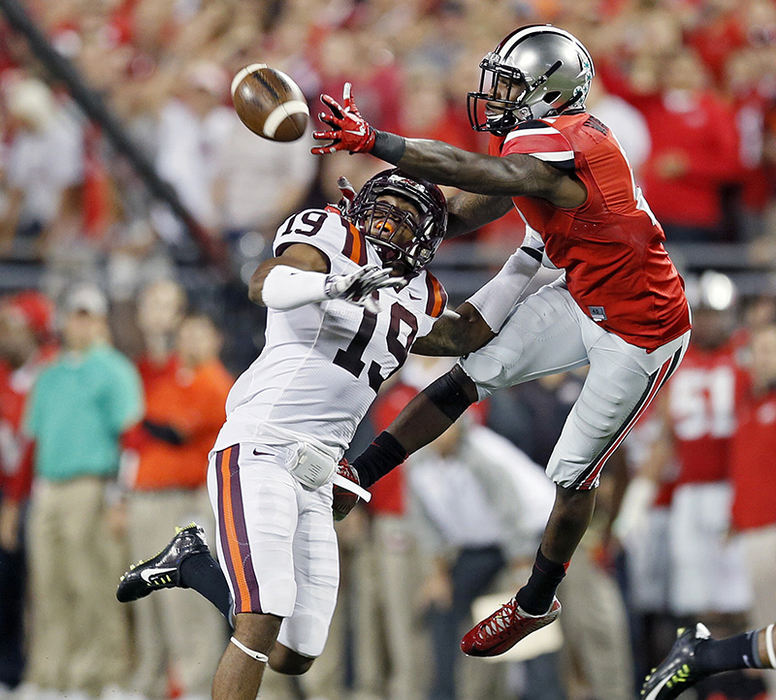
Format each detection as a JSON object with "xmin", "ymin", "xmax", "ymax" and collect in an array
[{"xmin": 312, "ymin": 24, "xmax": 692, "ymax": 657}]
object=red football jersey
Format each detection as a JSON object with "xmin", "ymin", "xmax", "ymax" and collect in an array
[
  {"xmin": 730, "ymin": 382, "xmax": 776, "ymax": 530},
  {"xmin": 490, "ymin": 112, "xmax": 690, "ymax": 351},
  {"xmin": 665, "ymin": 342, "xmax": 737, "ymax": 484}
]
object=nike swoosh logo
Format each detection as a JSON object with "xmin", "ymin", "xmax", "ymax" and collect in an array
[
  {"xmin": 140, "ymin": 567, "xmax": 177, "ymax": 583},
  {"xmin": 344, "ymin": 128, "xmax": 365, "ymax": 136},
  {"xmin": 253, "ymin": 449, "xmax": 271, "ymax": 456},
  {"xmin": 408, "ymin": 292, "xmax": 421, "ymax": 300}
]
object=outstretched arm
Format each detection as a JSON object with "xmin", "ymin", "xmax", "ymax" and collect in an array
[
  {"xmin": 352, "ymin": 365, "xmax": 479, "ymax": 488},
  {"xmin": 412, "ymin": 229, "xmax": 544, "ymax": 356},
  {"xmin": 411, "ymin": 302, "xmax": 495, "ymax": 356},
  {"xmin": 312, "ymin": 84, "xmax": 586, "ymax": 208},
  {"xmin": 446, "ymin": 192, "xmax": 514, "ymax": 239}
]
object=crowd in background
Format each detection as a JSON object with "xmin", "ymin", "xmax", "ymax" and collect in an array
[{"xmin": 3, "ymin": 0, "xmax": 776, "ymax": 699}]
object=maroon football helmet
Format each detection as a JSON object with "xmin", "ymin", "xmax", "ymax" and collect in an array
[{"xmin": 349, "ymin": 169, "xmax": 447, "ymax": 275}]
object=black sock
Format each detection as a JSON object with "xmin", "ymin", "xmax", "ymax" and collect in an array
[
  {"xmin": 515, "ymin": 548, "xmax": 567, "ymax": 615},
  {"xmin": 695, "ymin": 630, "xmax": 763, "ymax": 672},
  {"xmin": 179, "ymin": 552, "xmax": 232, "ymax": 623},
  {"xmin": 351, "ymin": 431, "xmax": 408, "ymax": 488}
]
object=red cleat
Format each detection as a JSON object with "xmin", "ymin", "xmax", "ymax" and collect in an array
[{"xmin": 461, "ymin": 596, "xmax": 561, "ymax": 657}]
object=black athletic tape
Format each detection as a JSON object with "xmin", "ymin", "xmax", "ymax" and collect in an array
[
  {"xmin": 520, "ymin": 246, "xmax": 543, "ymax": 263},
  {"xmin": 352, "ymin": 431, "xmax": 408, "ymax": 488},
  {"xmin": 371, "ymin": 130, "xmax": 406, "ymax": 163},
  {"xmin": 423, "ymin": 369, "xmax": 475, "ymax": 421}
]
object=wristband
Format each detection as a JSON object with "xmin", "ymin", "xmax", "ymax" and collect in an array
[
  {"xmin": 352, "ymin": 431, "xmax": 408, "ymax": 488},
  {"xmin": 371, "ymin": 130, "xmax": 406, "ymax": 164}
]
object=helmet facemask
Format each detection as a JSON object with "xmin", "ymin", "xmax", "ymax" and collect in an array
[
  {"xmin": 467, "ymin": 25, "xmax": 595, "ymax": 135},
  {"xmin": 349, "ymin": 170, "xmax": 447, "ymax": 276}
]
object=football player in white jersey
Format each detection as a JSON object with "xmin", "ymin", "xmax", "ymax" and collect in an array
[{"xmin": 116, "ymin": 169, "xmax": 508, "ymax": 699}]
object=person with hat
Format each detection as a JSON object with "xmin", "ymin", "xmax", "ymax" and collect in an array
[{"xmin": 19, "ymin": 284, "xmax": 143, "ymax": 699}]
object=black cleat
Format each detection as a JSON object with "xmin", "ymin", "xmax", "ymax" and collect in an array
[
  {"xmin": 641, "ymin": 623, "xmax": 711, "ymax": 699},
  {"xmin": 116, "ymin": 523, "xmax": 210, "ymax": 603}
]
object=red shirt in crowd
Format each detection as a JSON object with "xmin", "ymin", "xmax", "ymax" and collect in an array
[
  {"xmin": 638, "ymin": 90, "xmax": 741, "ymax": 229},
  {"xmin": 0, "ymin": 348, "xmax": 56, "ymax": 502},
  {"xmin": 600, "ymin": 61, "xmax": 742, "ymax": 231},
  {"xmin": 665, "ymin": 341, "xmax": 738, "ymax": 485},
  {"xmin": 129, "ymin": 355, "xmax": 232, "ymax": 491},
  {"xmin": 730, "ymin": 376, "xmax": 776, "ymax": 531}
]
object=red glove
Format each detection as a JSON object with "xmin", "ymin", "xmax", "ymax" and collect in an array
[
  {"xmin": 312, "ymin": 83, "xmax": 376, "ymax": 155},
  {"xmin": 332, "ymin": 458, "xmax": 362, "ymax": 521}
]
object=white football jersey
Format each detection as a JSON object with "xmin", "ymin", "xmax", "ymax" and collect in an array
[{"xmin": 213, "ymin": 207, "xmax": 447, "ymax": 455}]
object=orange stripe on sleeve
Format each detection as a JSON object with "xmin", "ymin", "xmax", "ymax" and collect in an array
[
  {"xmin": 350, "ymin": 224, "xmax": 362, "ymax": 264},
  {"xmin": 430, "ymin": 275, "xmax": 446, "ymax": 317}
]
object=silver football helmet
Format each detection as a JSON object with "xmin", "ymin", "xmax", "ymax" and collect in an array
[{"xmin": 467, "ymin": 24, "xmax": 595, "ymax": 135}]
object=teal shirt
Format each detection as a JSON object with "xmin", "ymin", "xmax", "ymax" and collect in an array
[{"xmin": 25, "ymin": 344, "xmax": 143, "ymax": 481}]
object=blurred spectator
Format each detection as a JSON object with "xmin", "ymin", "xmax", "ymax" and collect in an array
[
  {"xmin": 731, "ymin": 321, "xmax": 776, "ymax": 700},
  {"xmin": 153, "ymin": 60, "xmax": 233, "ymax": 242},
  {"xmin": 408, "ymin": 418, "xmax": 558, "ymax": 700},
  {"xmin": 0, "ymin": 76, "xmax": 83, "ymax": 258},
  {"xmin": 122, "ymin": 311, "xmax": 231, "ymax": 700},
  {"xmin": 20, "ymin": 284, "xmax": 142, "ymax": 699},
  {"xmin": 351, "ymin": 357, "xmax": 457, "ymax": 700},
  {"xmin": 640, "ymin": 271, "xmax": 751, "ymax": 690},
  {"xmin": 724, "ymin": 46, "xmax": 776, "ymax": 242},
  {"xmin": 486, "ymin": 372, "xmax": 584, "ymax": 468},
  {"xmin": 586, "ymin": 78, "xmax": 651, "ymax": 178},
  {"xmin": 616, "ymin": 406, "xmax": 680, "ymax": 681},
  {"xmin": 212, "ymin": 111, "xmax": 316, "ymax": 268},
  {"xmin": 0, "ymin": 291, "xmax": 54, "ymax": 693},
  {"xmin": 631, "ymin": 49, "xmax": 742, "ymax": 242}
]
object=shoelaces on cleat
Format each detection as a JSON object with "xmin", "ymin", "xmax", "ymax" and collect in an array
[{"xmin": 478, "ymin": 598, "xmax": 518, "ymax": 641}]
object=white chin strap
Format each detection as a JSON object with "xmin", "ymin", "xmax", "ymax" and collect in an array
[{"xmin": 230, "ymin": 636, "xmax": 269, "ymax": 664}]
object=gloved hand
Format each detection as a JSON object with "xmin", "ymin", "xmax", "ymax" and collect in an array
[
  {"xmin": 325, "ymin": 265, "xmax": 406, "ymax": 313},
  {"xmin": 335, "ymin": 175, "xmax": 357, "ymax": 214},
  {"xmin": 332, "ymin": 458, "xmax": 362, "ymax": 521},
  {"xmin": 312, "ymin": 83, "xmax": 376, "ymax": 155}
]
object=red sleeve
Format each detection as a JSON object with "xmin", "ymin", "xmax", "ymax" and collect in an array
[
  {"xmin": 6, "ymin": 441, "xmax": 34, "ymax": 503},
  {"xmin": 683, "ymin": 97, "xmax": 743, "ymax": 182},
  {"xmin": 500, "ymin": 122, "xmax": 575, "ymax": 171}
]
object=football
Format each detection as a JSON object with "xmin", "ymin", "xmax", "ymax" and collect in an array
[{"xmin": 230, "ymin": 64, "xmax": 309, "ymax": 142}]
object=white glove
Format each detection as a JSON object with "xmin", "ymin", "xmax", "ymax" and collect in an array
[{"xmin": 325, "ymin": 265, "xmax": 406, "ymax": 313}]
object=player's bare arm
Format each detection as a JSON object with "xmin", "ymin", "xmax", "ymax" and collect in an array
[
  {"xmin": 446, "ymin": 192, "xmax": 514, "ymax": 240},
  {"xmin": 410, "ymin": 302, "xmax": 494, "ymax": 356},
  {"xmin": 390, "ymin": 141, "xmax": 585, "ymax": 208},
  {"xmin": 310, "ymin": 85, "xmax": 586, "ymax": 208}
]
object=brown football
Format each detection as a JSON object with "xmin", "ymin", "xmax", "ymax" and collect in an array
[{"xmin": 230, "ymin": 64, "xmax": 309, "ymax": 142}]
